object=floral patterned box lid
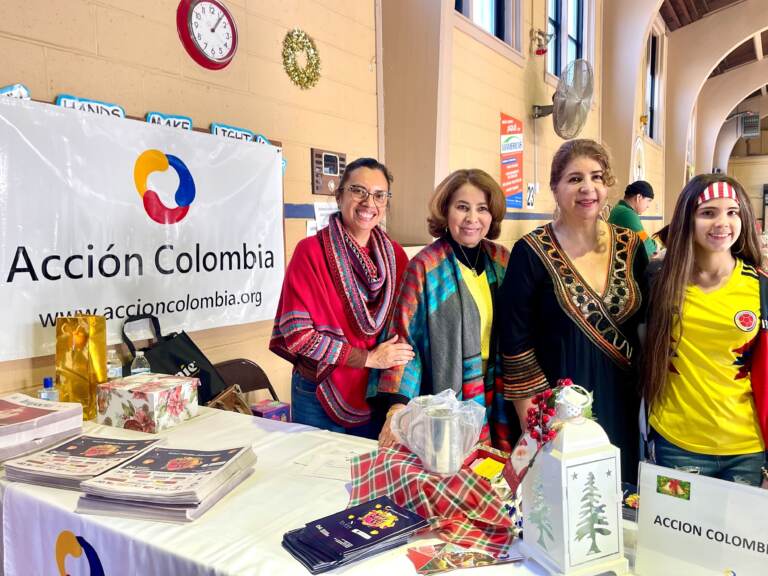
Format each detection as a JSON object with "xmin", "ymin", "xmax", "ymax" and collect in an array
[
  {"xmin": 96, "ymin": 373, "xmax": 199, "ymax": 433},
  {"xmin": 99, "ymin": 373, "xmax": 200, "ymax": 392}
]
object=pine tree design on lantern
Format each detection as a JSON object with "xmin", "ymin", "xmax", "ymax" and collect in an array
[
  {"xmin": 528, "ymin": 480, "xmax": 554, "ymax": 549},
  {"xmin": 574, "ymin": 472, "xmax": 612, "ymax": 554}
]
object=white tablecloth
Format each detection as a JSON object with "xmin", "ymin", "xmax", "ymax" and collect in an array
[{"xmin": 0, "ymin": 408, "xmax": 570, "ymax": 575}]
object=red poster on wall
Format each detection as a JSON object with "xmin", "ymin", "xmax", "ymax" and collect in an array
[{"xmin": 500, "ymin": 113, "xmax": 524, "ymax": 208}]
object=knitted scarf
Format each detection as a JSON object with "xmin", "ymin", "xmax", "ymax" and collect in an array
[{"xmin": 320, "ymin": 212, "xmax": 398, "ymax": 339}]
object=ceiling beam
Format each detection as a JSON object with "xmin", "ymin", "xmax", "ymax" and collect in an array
[
  {"xmin": 661, "ymin": 3, "xmax": 683, "ymax": 31},
  {"xmin": 672, "ymin": 0, "xmax": 693, "ymax": 26},
  {"xmin": 756, "ymin": 32, "xmax": 764, "ymax": 60},
  {"xmin": 683, "ymin": 0, "xmax": 701, "ymax": 20}
]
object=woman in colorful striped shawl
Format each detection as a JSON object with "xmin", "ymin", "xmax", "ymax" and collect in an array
[
  {"xmin": 270, "ymin": 158, "xmax": 412, "ymax": 437},
  {"xmin": 371, "ymin": 169, "xmax": 516, "ymax": 451}
]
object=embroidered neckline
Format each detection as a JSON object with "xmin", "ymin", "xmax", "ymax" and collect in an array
[
  {"xmin": 523, "ymin": 224, "xmax": 642, "ymax": 368},
  {"xmin": 547, "ymin": 223, "xmax": 614, "ymax": 299}
]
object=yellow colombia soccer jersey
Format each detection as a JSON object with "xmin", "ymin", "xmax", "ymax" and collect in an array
[
  {"xmin": 457, "ymin": 261, "xmax": 493, "ymax": 369},
  {"xmin": 650, "ymin": 258, "xmax": 765, "ymax": 455}
]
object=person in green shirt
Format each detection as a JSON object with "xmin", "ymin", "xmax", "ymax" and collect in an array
[{"xmin": 608, "ymin": 180, "xmax": 656, "ymax": 256}]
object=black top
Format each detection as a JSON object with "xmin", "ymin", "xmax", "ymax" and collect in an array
[
  {"xmin": 445, "ymin": 234, "xmax": 486, "ymax": 275},
  {"xmin": 498, "ymin": 224, "xmax": 649, "ymax": 483}
]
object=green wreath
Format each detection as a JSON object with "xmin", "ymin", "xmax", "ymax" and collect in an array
[{"xmin": 282, "ymin": 28, "xmax": 321, "ymax": 90}]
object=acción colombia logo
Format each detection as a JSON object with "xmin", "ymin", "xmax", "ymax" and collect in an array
[
  {"xmin": 134, "ymin": 149, "xmax": 195, "ymax": 224},
  {"xmin": 56, "ymin": 530, "xmax": 104, "ymax": 576}
]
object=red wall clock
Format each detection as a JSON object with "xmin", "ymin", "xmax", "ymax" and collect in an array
[{"xmin": 176, "ymin": 0, "xmax": 238, "ymax": 70}]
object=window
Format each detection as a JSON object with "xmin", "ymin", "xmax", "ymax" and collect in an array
[
  {"xmin": 546, "ymin": 0, "xmax": 590, "ymax": 77},
  {"xmin": 547, "ymin": 0, "xmax": 562, "ymax": 76},
  {"xmin": 645, "ymin": 34, "xmax": 659, "ymax": 140},
  {"xmin": 566, "ymin": 0, "xmax": 583, "ymax": 65},
  {"xmin": 644, "ymin": 22, "xmax": 665, "ymax": 143},
  {"xmin": 455, "ymin": 0, "xmax": 522, "ymax": 53}
]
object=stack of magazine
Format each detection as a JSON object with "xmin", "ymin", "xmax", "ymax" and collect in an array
[
  {"xmin": 0, "ymin": 393, "xmax": 82, "ymax": 461},
  {"xmin": 78, "ymin": 445, "xmax": 256, "ymax": 522},
  {"xmin": 4, "ymin": 434, "xmax": 160, "ymax": 489},
  {"xmin": 282, "ymin": 496, "xmax": 429, "ymax": 574}
]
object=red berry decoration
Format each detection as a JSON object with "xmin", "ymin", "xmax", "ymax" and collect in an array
[{"xmin": 525, "ymin": 378, "xmax": 577, "ymax": 447}]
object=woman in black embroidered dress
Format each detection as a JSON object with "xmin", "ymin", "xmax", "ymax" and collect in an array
[{"xmin": 498, "ymin": 139, "xmax": 648, "ymax": 482}]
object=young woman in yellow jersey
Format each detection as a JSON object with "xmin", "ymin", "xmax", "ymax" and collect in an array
[{"xmin": 643, "ymin": 174, "xmax": 768, "ymax": 488}]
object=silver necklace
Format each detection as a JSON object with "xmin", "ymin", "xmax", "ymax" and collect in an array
[{"xmin": 457, "ymin": 243, "xmax": 481, "ymax": 277}]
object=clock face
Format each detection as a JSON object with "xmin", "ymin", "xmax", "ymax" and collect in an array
[{"xmin": 177, "ymin": 0, "xmax": 238, "ymax": 70}]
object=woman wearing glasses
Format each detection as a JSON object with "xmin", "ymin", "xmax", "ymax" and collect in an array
[
  {"xmin": 373, "ymin": 169, "xmax": 514, "ymax": 451},
  {"xmin": 271, "ymin": 158, "xmax": 413, "ymax": 437}
]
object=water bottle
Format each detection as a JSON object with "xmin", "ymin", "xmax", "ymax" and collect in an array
[
  {"xmin": 38, "ymin": 376, "xmax": 60, "ymax": 402},
  {"xmin": 130, "ymin": 351, "xmax": 151, "ymax": 375},
  {"xmin": 106, "ymin": 349, "xmax": 123, "ymax": 380}
]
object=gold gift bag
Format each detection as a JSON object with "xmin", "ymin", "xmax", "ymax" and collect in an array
[{"xmin": 55, "ymin": 315, "xmax": 107, "ymax": 420}]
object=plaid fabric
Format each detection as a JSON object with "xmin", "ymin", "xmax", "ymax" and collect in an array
[{"xmin": 349, "ymin": 445, "xmax": 516, "ymax": 556}]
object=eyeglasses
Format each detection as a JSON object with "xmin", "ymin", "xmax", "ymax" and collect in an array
[{"xmin": 344, "ymin": 184, "xmax": 392, "ymax": 206}]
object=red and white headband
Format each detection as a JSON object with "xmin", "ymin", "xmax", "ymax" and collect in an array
[{"xmin": 696, "ymin": 181, "xmax": 739, "ymax": 206}]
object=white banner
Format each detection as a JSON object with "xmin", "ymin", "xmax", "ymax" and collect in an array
[
  {"xmin": 636, "ymin": 462, "xmax": 768, "ymax": 575},
  {"xmin": 0, "ymin": 98, "xmax": 284, "ymax": 361}
]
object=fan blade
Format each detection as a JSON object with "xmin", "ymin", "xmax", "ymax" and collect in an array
[
  {"xmin": 572, "ymin": 64, "xmax": 593, "ymax": 99},
  {"xmin": 552, "ymin": 58, "xmax": 593, "ymax": 139}
]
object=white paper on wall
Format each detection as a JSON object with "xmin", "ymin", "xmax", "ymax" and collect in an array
[{"xmin": 313, "ymin": 202, "xmax": 338, "ymax": 231}]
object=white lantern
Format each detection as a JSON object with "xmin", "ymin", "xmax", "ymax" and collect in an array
[{"xmin": 520, "ymin": 385, "xmax": 628, "ymax": 575}]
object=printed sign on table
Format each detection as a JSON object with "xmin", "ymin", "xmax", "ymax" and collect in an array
[
  {"xmin": 0, "ymin": 98, "xmax": 284, "ymax": 361},
  {"xmin": 636, "ymin": 462, "xmax": 768, "ymax": 575},
  {"xmin": 500, "ymin": 113, "xmax": 524, "ymax": 209}
]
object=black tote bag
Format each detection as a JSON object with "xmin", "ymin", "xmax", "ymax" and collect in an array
[{"xmin": 121, "ymin": 314, "xmax": 227, "ymax": 404}]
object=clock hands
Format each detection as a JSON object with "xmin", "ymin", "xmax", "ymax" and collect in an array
[{"xmin": 211, "ymin": 13, "xmax": 224, "ymax": 34}]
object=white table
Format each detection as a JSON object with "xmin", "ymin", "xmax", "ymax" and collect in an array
[{"xmin": 0, "ymin": 408, "xmax": 626, "ymax": 575}]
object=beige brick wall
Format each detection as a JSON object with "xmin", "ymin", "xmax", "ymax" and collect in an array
[{"xmin": 0, "ymin": 0, "xmax": 379, "ymax": 401}]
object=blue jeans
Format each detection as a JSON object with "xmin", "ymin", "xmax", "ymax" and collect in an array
[
  {"xmin": 291, "ymin": 371, "xmax": 379, "ymax": 439},
  {"xmin": 649, "ymin": 429, "xmax": 764, "ymax": 487}
]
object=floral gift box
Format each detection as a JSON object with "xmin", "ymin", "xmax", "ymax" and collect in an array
[{"xmin": 96, "ymin": 373, "xmax": 199, "ymax": 433}]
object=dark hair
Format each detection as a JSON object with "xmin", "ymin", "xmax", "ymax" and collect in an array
[
  {"xmin": 653, "ymin": 225, "xmax": 669, "ymax": 246},
  {"xmin": 336, "ymin": 157, "xmax": 393, "ymax": 201},
  {"xmin": 642, "ymin": 174, "xmax": 761, "ymax": 407},
  {"xmin": 624, "ymin": 180, "xmax": 654, "ymax": 199},
  {"xmin": 549, "ymin": 139, "xmax": 616, "ymax": 191},
  {"xmin": 427, "ymin": 169, "xmax": 506, "ymax": 240}
]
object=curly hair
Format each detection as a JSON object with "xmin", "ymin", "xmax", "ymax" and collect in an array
[
  {"xmin": 549, "ymin": 139, "xmax": 616, "ymax": 191},
  {"xmin": 427, "ymin": 169, "xmax": 506, "ymax": 239}
]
